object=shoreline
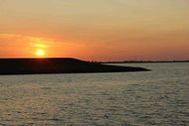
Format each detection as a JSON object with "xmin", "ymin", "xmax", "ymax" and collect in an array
[{"xmin": 0, "ymin": 58, "xmax": 150, "ymax": 75}]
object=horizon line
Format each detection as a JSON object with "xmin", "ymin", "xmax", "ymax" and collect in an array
[{"xmin": 0, "ymin": 57, "xmax": 189, "ymax": 63}]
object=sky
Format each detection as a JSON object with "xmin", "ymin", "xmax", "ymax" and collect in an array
[{"xmin": 0, "ymin": 0, "xmax": 189, "ymax": 61}]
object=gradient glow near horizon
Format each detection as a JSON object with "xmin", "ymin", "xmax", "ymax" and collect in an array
[{"xmin": 0, "ymin": 0, "xmax": 189, "ymax": 61}]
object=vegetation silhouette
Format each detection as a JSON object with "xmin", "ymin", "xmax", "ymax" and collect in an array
[{"xmin": 0, "ymin": 58, "xmax": 149, "ymax": 75}]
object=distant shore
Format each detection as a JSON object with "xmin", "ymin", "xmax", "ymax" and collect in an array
[
  {"xmin": 0, "ymin": 58, "xmax": 150, "ymax": 75},
  {"xmin": 102, "ymin": 60, "xmax": 189, "ymax": 64}
]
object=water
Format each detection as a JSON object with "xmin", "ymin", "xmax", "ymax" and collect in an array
[{"xmin": 0, "ymin": 63, "xmax": 188, "ymax": 126}]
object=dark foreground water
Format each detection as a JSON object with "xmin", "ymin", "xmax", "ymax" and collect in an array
[{"xmin": 0, "ymin": 63, "xmax": 188, "ymax": 126}]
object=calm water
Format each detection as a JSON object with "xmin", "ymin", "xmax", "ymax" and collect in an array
[{"xmin": 0, "ymin": 63, "xmax": 188, "ymax": 126}]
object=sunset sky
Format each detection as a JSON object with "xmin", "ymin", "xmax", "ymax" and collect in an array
[{"xmin": 0, "ymin": 0, "xmax": 189, "ymax": 61}]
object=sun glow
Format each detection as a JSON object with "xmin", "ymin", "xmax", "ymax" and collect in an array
[{"xmin": 35, "ymin": 49, "xmax": 45, "ymax": 57}]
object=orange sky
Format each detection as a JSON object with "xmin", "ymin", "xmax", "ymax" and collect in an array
[{"xmin": 0, "ymin": 0, "xmax": 189, "ymax": 61}]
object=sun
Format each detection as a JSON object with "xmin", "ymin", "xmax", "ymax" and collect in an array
[{"xmin": 35, "ymin": 49, "xmax": 45, "ymax": 57}]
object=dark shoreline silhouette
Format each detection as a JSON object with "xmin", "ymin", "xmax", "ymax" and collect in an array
[{"xmin": 0, "ymin": 58, "xmax": 149, "ymax": 75}]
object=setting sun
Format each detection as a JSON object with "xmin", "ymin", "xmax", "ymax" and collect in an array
[{"xmin": 35, "ymin": 49, "xmax": 45, "ymax": 57}]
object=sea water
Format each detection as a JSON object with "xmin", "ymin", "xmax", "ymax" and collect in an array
[{"xmin": 0, "ymin": 63, "xmax": 188, "ymax": 126}]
